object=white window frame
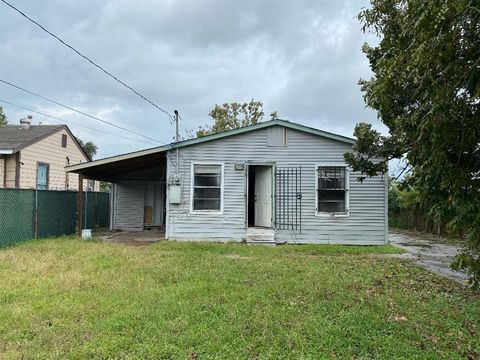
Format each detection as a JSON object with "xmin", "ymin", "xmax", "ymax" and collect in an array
[
  {"xmin": 315, "ymin": 162, "xmax": 350, "ymax": 217},
  {"xmin": 36, "ymin": 162, "xmax": 50, "ymax": 190},
  {"xmin": 190, "ymin": 162, "xmax": 224, "ymax": 215}
]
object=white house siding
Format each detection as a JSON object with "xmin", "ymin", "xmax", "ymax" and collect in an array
[
  {"xmin": 19, "ymin": 128, "xmax": 97, "ymax": 191},
  {"xmin": 3, "ymin": 154, "xmax": 17, "ymax": 188},
  {"xmin": 166, "ymin": 126, "xmax": 387, "ymax": 244},
  {"xmin": 0, "ymin": 156, "xmax": 4, "ymax": 187},
  {"xmin": 111, "ymin": 166, "xmax": 166, "ymax": 231}
]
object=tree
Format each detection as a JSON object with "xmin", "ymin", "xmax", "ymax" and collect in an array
[
  {"xmin": 0, "ymin": 106, "xmax": 8, "ymax": 125},
  {"xmin": 77, "ymin": 138, "xmax": 98, "ymax": 160},
  {"xmin": 345, "ymin": 1, "xmax": 480, "ymax": 289},
  {"xmin": 196, "ymin": 100, "xmax": 279, "ymax": 137}
]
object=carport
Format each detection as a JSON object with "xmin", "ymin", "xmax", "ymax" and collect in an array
[{"xmin": 66, "ymin": 146, "xmax": 168, "ymax": 237}]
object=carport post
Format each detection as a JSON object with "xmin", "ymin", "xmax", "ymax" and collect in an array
[{"xmin": 76, "ymin": 174, "xmax": 84, "ymax": 237}]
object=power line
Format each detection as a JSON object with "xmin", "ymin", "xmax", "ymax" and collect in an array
[
  {"xmin": 0, "ymin": 79, "xmax": 164, "ymax": 144},
  {"xmin": 0, "ymin": 98, "xmax": 160, "ymax": 145},
  {"xmin": 1, "ymin": 0, "xmax": 173, "ymax": 121}
]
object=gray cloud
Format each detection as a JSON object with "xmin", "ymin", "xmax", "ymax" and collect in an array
[{"xmin": 0, "ymin": 0, "xmax": 385, "ymax": 159}]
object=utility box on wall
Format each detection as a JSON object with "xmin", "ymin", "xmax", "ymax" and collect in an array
[{"xmin": 169, "ymin": 185, "xmax": 181, "ymax": 204}]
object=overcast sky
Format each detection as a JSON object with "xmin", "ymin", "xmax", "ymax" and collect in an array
[{"xmin": 0, "ymin": 0, "xmax": 386, "ymax": 160}]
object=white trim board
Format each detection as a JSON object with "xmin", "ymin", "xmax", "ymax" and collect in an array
[{"xmin": 189, "ymin": 161, "xmax": 225, "ymax": 215}]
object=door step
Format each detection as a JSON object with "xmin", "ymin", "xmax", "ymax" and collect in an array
[{"xmin": 246, "ymin": 228, "xmax": 276, "ymax": 246}]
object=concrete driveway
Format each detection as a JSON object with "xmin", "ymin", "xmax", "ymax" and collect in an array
[{"xmin": 389, "ymin": 231, "xmax": 468, "ymax": 284}]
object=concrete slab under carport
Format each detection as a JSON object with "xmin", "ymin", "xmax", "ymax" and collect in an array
[
  {"xmin": 65, "ymin": 149, "xmax": 168, "ymax": 237},
  {"xmin": 96, "ymin": 230, "xmax": 165, "ymax": 246}
]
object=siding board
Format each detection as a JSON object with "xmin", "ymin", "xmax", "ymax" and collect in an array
[{"xmin": 19, "ymin": 128, "xmax": 98, "ymax": 191}]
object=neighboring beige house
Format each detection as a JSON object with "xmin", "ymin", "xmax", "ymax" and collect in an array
[{"xmin": 0, "ymin": 117, "xmax": 98, "ymax": 191}]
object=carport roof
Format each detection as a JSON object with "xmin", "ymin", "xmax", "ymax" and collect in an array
[{"xmin": 66, "ymin": 119, "xmax": 355, "ymax": 180}]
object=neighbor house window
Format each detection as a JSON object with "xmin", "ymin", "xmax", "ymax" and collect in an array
[
  {"xmin": 36, "ymin": 163, "xmax": 49, "ymax": 190},
  {"xmin": 87, "ymin": 180, "xmax": 95, "ymax": 191},
  {"xmin": 61, "ymin": 134, "xmax": 67, "ymax": 148},
  {"xmin": 192, "ymin": 164, "xmax": 222, "ymax": 211},
  {"xmin": 316, "ymin": 165, "xmax": 348, "ymax": 214}
]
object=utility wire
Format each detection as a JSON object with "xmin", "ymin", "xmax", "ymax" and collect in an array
[
  {"xmin": 0, "ymin": 79, "xmax": 164, "ymax": 144},
  {"xmin": 0, "ymin": 98, "xmax": 160, "ymax": 145},
  {"xmin": 1, "ymin": 0, "xmax": 173, "ymax": 121}
]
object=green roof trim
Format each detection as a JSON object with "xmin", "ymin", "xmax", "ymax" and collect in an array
[{"xmin": 66, "ymin": 119, "xmax": 355, "ymax": 172}]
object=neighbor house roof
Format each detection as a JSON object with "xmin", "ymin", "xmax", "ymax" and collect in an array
[
  {"xmin": 66, "ymin": 119, "xmax": 355, "ymax": 177},
  {"xmin": 0, "ymin": 124, "xmax": 90, "ymax": 160}
]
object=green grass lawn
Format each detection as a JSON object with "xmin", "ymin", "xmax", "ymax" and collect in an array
[{"xmin": 0, "ymin": 238, "xmax": 478, "ymax": 359}]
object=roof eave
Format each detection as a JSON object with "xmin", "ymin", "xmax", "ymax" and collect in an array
[
  {"xmin": 66, "ymin": 144, "xmax": 171, "ymax": 173},
  {"xmin": 66, "ymin": 119, "xmax": 356, "ymax": 174}
]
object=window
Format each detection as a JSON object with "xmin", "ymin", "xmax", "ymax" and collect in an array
[
  {"xmin": 192, "ymin": 164, "xmax": 222, "ymax": 211},
  {"xmin": 87, "ymin": 180, "xmax": 95, "ymax": 191},
  {"xmin": 316, "ymin": 165, "xmax": 348, "ymax": 214},
  {"xmin": 36, "ymin": 163, "xmax": 49, "ymax": 190},
  {"xmin": 61, "ymin": 134, "xmax": 67, "ymax": 148}
]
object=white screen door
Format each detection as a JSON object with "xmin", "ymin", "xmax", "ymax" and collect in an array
[{"xmin": 254, "ymin": 166, "xmax": 272, "ymax": 227}]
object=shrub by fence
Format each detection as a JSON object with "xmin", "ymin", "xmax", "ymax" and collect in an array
[
  {"xmin": 389, "ymin": 210, "xmax": 446, "ymax": 235},
  {"xmin": 0, "ymin": 188, "xmax": 109, "ymax": 247}
]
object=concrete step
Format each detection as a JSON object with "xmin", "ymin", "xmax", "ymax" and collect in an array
[
  {"xmin": 246, "ymin": 234, "xmax": 275, "ymax": 241},
  {"xmin": 246, "ymin": 228, "xmax": 276, "ymax": 246}
]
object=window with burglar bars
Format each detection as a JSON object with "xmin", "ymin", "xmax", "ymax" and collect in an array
[
  {"xmin": 275, "ymin": 167, "xmax": 302, "ymax": 232},
  {"xmin": 316, "ymin": 165, "xmax": 348, "ymax": 214},
  {"xmin": 192, "ymin": 164, "xmax": 222, "ymax": 211}
]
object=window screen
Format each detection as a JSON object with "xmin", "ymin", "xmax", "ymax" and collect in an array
[
  {"xmin": 36, "ymin": 163, "xmax": 49, "ymax": 190},
  {"xmin": 317, "ymin": 166, "xmax": 347, "ymax": 213},
  {"xmin": 61, "ymin": 134, "xmax": 67, "ymax": 148},
  {"xmin": 193, "ymin": 164, "xmax": 222, "ymax": 211}
]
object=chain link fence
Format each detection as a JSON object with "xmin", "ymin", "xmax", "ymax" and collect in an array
[{"xmin": 0, "ymin": 188, "xmax": 110, "ymax": 248}]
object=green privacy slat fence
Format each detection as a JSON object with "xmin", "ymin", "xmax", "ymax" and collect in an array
[
  {"xmin": 0, "ymin": 189, "xmax": 34, "ymax": 247},
  {"xmin": 36, "ymin": 190, "xmax": 77, "ymax": 238},
  {"xmin": 0, "ymin": 188, "xmax": 110, "ymax": 248}
]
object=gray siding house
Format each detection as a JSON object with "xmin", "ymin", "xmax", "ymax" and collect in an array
[{"xmin": 67, "ymin": 120, "xmax": 388, "ymax": 245}]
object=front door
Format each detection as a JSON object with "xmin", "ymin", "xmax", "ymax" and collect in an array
[{"xmin": 254, "ymin": 166, "xmax": 272, "ymax": 227}]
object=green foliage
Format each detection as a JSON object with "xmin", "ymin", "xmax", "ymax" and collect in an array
[
  {"xmin": 99, "ymin": 181, "xmax": 110, "ymax": 192},
  {"xmin": 346, "ymin": 0, "xmax": 480, "ymax": 290},
  {"xmin": 196, "ymin": 100, "xmax": 278, "ymax": 137},
  {"xmin": 1, "ymin": 238, "xmax": 478, "ymax": 358},
  {"xmin": 77, "ymin": 138, "xmax": 98, "ymax": 160},
  {"xmin": 0, "ymin": 106, "xmax": 8, "ymax": 125},
  {"xmin": 388, "ymin": 178, "xmax": 437, "ymax": 231}
]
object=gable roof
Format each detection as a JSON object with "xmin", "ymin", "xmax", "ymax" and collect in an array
[
  {"xmin": 0, "ymin": 124, "xmax": 90, "ymax": 160},
  {"xmin": 66, "ymin": 119, "xmax": 355, "ymax": 174},
  {"xmin": 173, "ymin": 119, "xmax": 355, "ymax": 149}
]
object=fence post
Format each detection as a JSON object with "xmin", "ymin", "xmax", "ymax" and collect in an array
[
  {"xmin": 76, "ymin": 174, "xmax": 84, "ymax": 237},
  {"xmin": 92, "ymin": 192, "xmax": 97, "ymax": 232}
]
